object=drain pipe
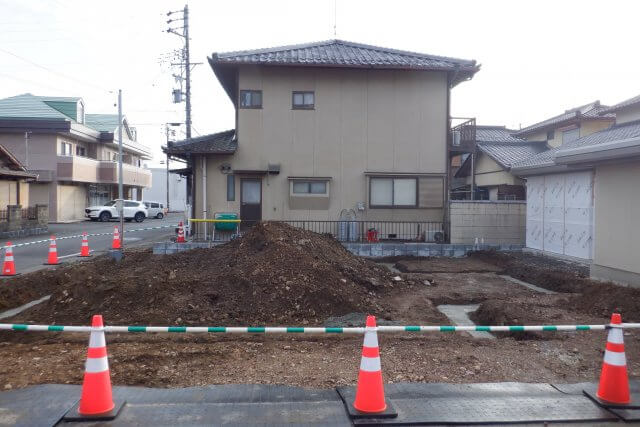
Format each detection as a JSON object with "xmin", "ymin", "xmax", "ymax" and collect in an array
[{"xmin": 202, "ymin": 156, "xmax": 207, "ymax": 240}]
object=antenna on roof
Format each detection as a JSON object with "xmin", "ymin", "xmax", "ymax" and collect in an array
[{"xmin": 333, "ymin": 0, "xmax": 337, "ymax": 37}]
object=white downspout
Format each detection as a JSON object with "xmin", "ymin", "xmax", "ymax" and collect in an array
[{"xmin": 202, "ymin": 156, "xmax": 207, "ymax": 240}]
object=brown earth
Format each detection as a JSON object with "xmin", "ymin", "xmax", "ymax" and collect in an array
[
  {"xmin": 2, "ymin": 222, "xmax": 398, "ymax": 328},
  {"xmin": 2, "ymin": 232, "xmax": 640, "ymax": 390}
]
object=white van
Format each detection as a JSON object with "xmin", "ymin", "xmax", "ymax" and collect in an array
[{"xmin": 143, "ymin": 201, "xmax": 166, "ymax": 219}]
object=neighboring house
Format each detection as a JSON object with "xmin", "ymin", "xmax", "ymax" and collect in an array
[
  {"xmin": 453, "ymin": 126, "xmax": 546, "ymax": 200},
  {"xmin": 0, "ymin": 94, "xmax": 152, "ymax": 222},
  {"xmin": 552, "ymin": 95, "xmax": 640, "ymax": 286},
  {"xmin": 143, "ymin": 167, "xmax": 187, "ymax": 212},
  {"xmin": 510, "ymin": 101, "xmax": 617, "ymax": 260},
  {"xmin": 165, "ymin": 39, "xmax": 478, "ymax": 236},
  {"xmin": 0, "ymin": 144, "xmax": 37, "ymax": 207}
]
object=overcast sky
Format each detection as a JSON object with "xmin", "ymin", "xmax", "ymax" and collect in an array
[{"xmin": 1, "ymin": 0, "xmax": 638, "ymax": 166}]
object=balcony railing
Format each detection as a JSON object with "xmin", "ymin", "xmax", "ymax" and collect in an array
[
  {"xmin": 56, "ymin": 155, "xmax": 151, "ymax": 187},
  {"xmin": 450, "ymin": 117, "xmax": 476, "ymax": 152}
]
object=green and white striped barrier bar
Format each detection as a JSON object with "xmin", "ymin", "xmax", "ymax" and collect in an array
[
  {"xmin": 2, "ymin": 224, "xmax": 179, "ymax": 250},
  {"xmin": 2, "ymin": 323, "xmax": 640, "ymax": 333}
]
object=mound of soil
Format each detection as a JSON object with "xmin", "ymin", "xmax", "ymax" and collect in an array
[
  {"xmin": 7, "ymin": 222, "xmax": 396, "ymax": 327},
  {"xmin": 470, "ymin": 295, "xmax": 601, "ymax": 340},
  {"xmin": 0, "ymin": 269, "xmax": 65, "ymax": 311},
  {"xmin": 470, "ymin": 250, "xmax": 640, "ymax": 321}
]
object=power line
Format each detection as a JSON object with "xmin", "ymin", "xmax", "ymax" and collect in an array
[{"xmin": 0, "ymin": 47, "xmax": 110, "ymax": 94}]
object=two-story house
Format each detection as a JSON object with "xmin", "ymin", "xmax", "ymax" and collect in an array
[
  {"xmin": 452, "ymin": 126, "xmax": 546, "ymax": 200},
  {"xmin": 0, "ymin": 93, "xmax": 152, "ymax": 222},
  {"xmin": 510, "ymin": 101, "xmax": 617, "ymax": 260},
  {"xmin": 166, "ymin": 40, "xmax": 478, "ymax": 239}
]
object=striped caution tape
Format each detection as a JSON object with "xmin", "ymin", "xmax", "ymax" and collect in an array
[
  {"xmin": 1, "ymin": 323, "xmax": 639, "ymax": 334},
  {"xmin": 2, "ymin": 224, "xmax": 179, "ymax": 250}
]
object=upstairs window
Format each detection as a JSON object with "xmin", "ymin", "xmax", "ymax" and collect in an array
[
  {"xmin": 239, "ymin": 90, "xmax": 262, "ymax": 108},
  {"xmin": 562, "ymin": 128, "xmax": 580, "ymax": 144},
  {"xmin": 546, "ymin": 130, "xmax": 555, "ymax": 140},
  {"xmin": 292, "ymin": 91, "xmax": 314, "ymax": 109},
  {"xmin": 370, "ymin": 177, "xmax": 417, "ymax": 208},
  {"xmin": 60, "ymin": 141, "xmax": 73, "ymax": 156},
  {"xmin": 76, "ymin": 146, "xmax": 86, "ymax": 157}
]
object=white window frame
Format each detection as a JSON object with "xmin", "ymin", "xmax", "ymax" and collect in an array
[{"xmin": 60, "ymin": 141, "xmax": 73, "ymax": 156}]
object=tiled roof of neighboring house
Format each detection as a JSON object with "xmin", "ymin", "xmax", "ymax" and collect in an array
[
  {"xmin": 512, "ymin": 120, "xmax": 640, "ymax": 170},
  {"xmin": 0, "ymin": 93, "xmax": 73, "ymax": 120},
  {"xmin": 209, "ymin": 39, "xmax": 479, "ymax": 88},
  {"xmin": 475, "ymin": 125, "xmax": 523, "ymax": 143},
  {"xmin": 166, "ymin": 130, "xmax": 237, "ymax": 155},
  {"xmin": 0, "ymin": 144, "xmax": 37, "ymax": 179},
  {"xmin": 85, "ymin": 114, "xmax": 120, "ymax": 132},
  {"xmin": 477, "ymin": 141, "xmax": 548, "ymax": 169},
  {"xmin": 600, "ymin": 94, "xmax": 640, "ymax": 114},
  {"xmin": 514, "ymin": 101, "xmax": 615, "ymax": 137}
]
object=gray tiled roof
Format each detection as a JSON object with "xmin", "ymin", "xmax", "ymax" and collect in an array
[
  {"xmin": 600, "ymin": 94, "xmax": 640, "ymax": 114},
  {"xmin": 475, "ymin": 126, "xmax": 523, "ymax": 143},
  {"xmin": 211, "ymin": 39, "xmax": 478, "ymax": 75},
  {"xmin": 166, "ymin": 130, "xmax": 237, "ymax": 155},
  {"xmin": 513, "ymin": 120, "xmax": 640, "ymax": 169},
  {"xmin": 477, "ymin": 141, "xmax": 548, "ymax": 169},
  {"xmin": 514, "ymin": 101, "xmax": 615, "ymax": 137}
]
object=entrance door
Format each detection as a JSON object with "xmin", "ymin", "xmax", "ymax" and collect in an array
[{"xmin": 240, "ymin": 179, "xmax": 262, "ymax": 227}]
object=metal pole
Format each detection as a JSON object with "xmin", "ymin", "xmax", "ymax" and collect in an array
[
  {"xmin": 166, "ymin": 125, "xmax": 170, "ymax": 212},
  {"xmin": 184, "ymin": 4, "xmax": 191, "ymax": 140},
  {"xmin": 24, "ymin": 131, "xmax": 30, "ymax": 169},
  {"xmin": 118, "ymin": 89, "xmax": 124, "ymax": 248}
]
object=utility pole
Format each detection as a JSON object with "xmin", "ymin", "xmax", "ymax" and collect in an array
[
  {"xmin": 167, "ymin": 5, "xmax": 200, "ymax": 223},
  {"xmin": 118, "ymin": 89, "xmax": 124, "ymax": 248},
  {"xmin": 24, "ymin": 131, "xmax": 31, "ymax": 169},
  {"xmin": 184, "ymin": 4, "xmax": 191, "ymax": 139}
]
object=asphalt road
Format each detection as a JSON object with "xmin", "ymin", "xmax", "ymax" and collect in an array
[{"xmin": 1, "ymin": 212, "xmax": 183, "ymax": 275}]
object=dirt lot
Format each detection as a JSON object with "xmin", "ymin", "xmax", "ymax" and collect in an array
[{"xmin": 1, "ymin": 226, "xmax": 639, "ymax": 390}]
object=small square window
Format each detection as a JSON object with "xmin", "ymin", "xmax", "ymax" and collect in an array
[
  {"xmin": 292, "ymin": 91, "xmax": 314, "ymax": 109},
  {"xmin": 309, "ymin": 181, "xmax": 326, "ymax": 194},
  {"xmin": 546, "ymin": 130, "xmax": 555, "ymax": 140},
  {"xmin": 239, "ymin": 90, "xmax": 262, "ymax": 108},
  {"xmin": 76, "ymin": 146, "xmax": 86, "ymax": 157},
  {"xmin": 292, "ymin": 181, "xmax": 310, "ymax": 194},
  {"xmin": 291, "ymin": 180, "xmax": 328, "ymax": 195}
]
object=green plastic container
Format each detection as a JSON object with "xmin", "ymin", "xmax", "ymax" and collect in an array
[{"xmin": 215, "ymin": 213, "xmax": 239, "ymax": 231}]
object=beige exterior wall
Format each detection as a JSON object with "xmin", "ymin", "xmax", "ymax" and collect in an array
[
  {"xmin": 0, "ymin": 133, "xmax": 57, "ymax": 170},
  {"xmin": 195, "ymin": 65, "xmax": 448, "ymax": 222},
  {"xmin": 450, "ymin": 201, "xmax": 526, "ymax": 244},
  {"xmin": 523, "ymin": 120, "xmax": 613, "ymax": 148},
  {"xmin": 465, "ymin": 153, "xmax": 524, "ymax": 188},
  {"xmin": 591, "ymin": 161, "xmax": 640, "ymax": 285},
  {"xmin": 56, "ymin": 183, "xmax": 87, "ymax": 222},
  {"xmin": 579, "ymin": 120, "xmax": 613, "ymax": 138},
  {"xmin": 0, "ymin": 180, "xmax": 19, "ymax": 207},
  {"xmin": 615, "ymin": 106, "xmax": 640, "ymax": 125},
  {"xmin": 29, "ymin": 183, "xmax": 49, "ymax": 206}
]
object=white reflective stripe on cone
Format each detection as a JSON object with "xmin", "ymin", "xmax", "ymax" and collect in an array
[
  {"xmin": 85, "ymin": 356, "xmax": 109, "ymax": 373},
  {"xmin": 49, "ymin": 248, "xmax": 56, "ymax": 252},
  {"xmin": 363, "ymin": 330, "xmax": 379, "ymax": 348},
  {"xmin": 5, "ymin": 256, "xmax": 13, "ymax": 261},
  {"xmin": 604, "ymin": 350, "xmax": 627, "ymax": 367},
  {"xmin": 360, "ymin": 356, "xmax": 381, "ymax": 372},
  {"xmin": 608, "ymin": 328, "xmax": 624, "ymax": 344},
  {"xmin": 89, "ymin": 331, "xmax": 106, "ymax": 348}
]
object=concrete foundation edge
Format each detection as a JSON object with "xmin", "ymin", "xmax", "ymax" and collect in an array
[
  {"xmin": 591, "ymin": 263, "xmax": 640, "ymax": 288},
  {"xmin": 153, "ymin": 241, "xmax": 524, "ymax": 257}
]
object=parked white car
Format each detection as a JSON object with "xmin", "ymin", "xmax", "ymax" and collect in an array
[
  {"xmin": 143, "ymin": 201, "xmax": 166, "ymax": 219},
  {"xmin": 85, "ymin": 200, "xmax": 148, "ymax": 222}
]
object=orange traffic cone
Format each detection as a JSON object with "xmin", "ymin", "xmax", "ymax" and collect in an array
[
  {"xmin": 111, "ymin": 226, "xmax": 121, "ymax": 249},
  {"xmin": 597, "ymin": 313, "xmax": 630, "ymax": 404},
  {"xmin": 80, "ymin": 232, "xmax": 91, "ymax": 257},
  {"xmin": 45, "ymin": 236, "xmax": 60, "ymax": 265},
  {"xmin": 177, "ymin": 221, "xmax": 186, "ymax": 243},
  {"xmin": 353, "ymin": 315, "xmax": 387, "ymax": 413},
  {"xmin": 78, "ymin": 315, "xmax": 115, "ymax": 416},
  {"xmin": 2, "ymin": 242, "xmax": 16, "ymax": 276}
]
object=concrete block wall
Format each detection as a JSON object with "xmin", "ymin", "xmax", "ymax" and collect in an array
[{"xmin": 450, "ymin": 201, "xmax": 526, "ymax": 245}]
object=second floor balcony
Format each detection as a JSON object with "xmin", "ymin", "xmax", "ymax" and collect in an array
[
  {"xmin": 56, "ymin": 156, "xmax": 151, "ymax": 187},
  {"xmin": 449, "ymin": 117, "xmax": 476, "ymax": 153}
]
